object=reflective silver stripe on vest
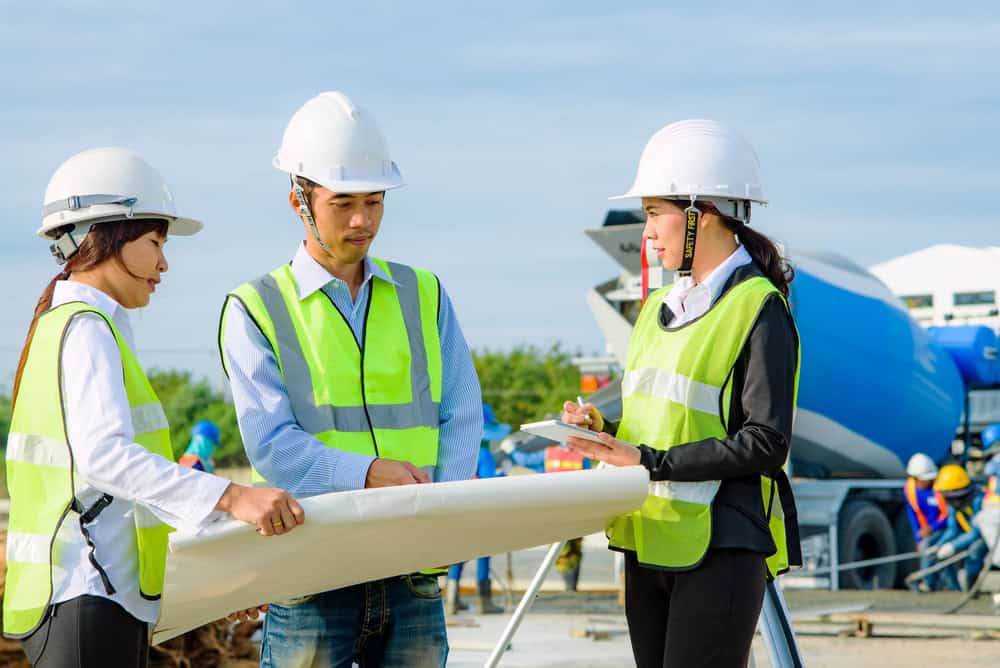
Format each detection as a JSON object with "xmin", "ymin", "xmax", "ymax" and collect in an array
[
  {"xmin": 131, "ymin": 403, "xmax": 169, "ymax": 436},
  {"xmin": 249, "ymin": 265, "xmax": 439, "ymax": 434},
  {"xmin": 649, "ymin": 480, "xmax": 721, "ymax": 505},
  {"xmin": 621, "ymin": 368, "xmax": 720, "ymax": 416},
  {"xmin": 6, "ymin": 531, "xmax": 72, "ymax": 587},
  {"xmin": 6, "ymin": 527, "xmax": 78, "ymax": 563},
  {"xmin": 5, "ymin": 433, "xmax": 71, "ymax": 469}
]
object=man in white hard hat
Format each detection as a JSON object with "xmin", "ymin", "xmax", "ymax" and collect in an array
[
  {"xmin": 219, "ymin": 92, "xmax": 482, "ymax": 666},
  {"xmin": 903, "ymin": 453, "xmax": 948, "ymax": 591}
]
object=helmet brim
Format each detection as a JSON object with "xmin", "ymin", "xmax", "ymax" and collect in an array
[
  {"xmin": 37, "ymin": 213, "xmax": 204, "ymax": 239},
  {"xmin": 608, "ymin": 188, "xmax": 768, "ymax": 204},
  {"xmin": 167, "ymin": 216, "xmax": 203, "ymax": 236}
]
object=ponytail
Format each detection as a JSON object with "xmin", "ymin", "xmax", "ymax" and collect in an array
[
  {"xmin": 735, "ymin": 224, "xmax": 794, "ymax": 297},
  {"xmin": 11, "ymin": 270, "xmax": 70, "ymax": 412},
  {"xmin": 693, "ymin": 200, "xmax": 795, "ymax": 297}
]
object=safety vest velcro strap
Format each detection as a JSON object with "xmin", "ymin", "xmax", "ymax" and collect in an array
[
  {"xmin": 70, "ymin": 495, "xmax": 117, "ymax": 595},
  {"xmin": 649, "ymin": 480, "xmax": 721, "ymax": 505},
  {"xmin": 5, "ymin": 433, "xmax": 71, "ymax": 469},
  {"xmin": 72, "ymin": 494, "xmax": 113, "ymax": 524},
  {"xmin": 621, "ymin": 368, "xmax": 721, "ymax": 416}
]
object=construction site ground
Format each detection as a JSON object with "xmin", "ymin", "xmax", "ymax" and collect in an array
[{"xmin": 445, "ymin": 534, "xmax": 1000, "ymax": 667}]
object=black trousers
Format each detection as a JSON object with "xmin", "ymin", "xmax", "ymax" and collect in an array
[
  {"xmin": 21, "ymin": 595, "xmax": 148, "ymax": 668},
  {"xmin": 624, "ymin": 548, "xmax": 766, "ymax": 668}
]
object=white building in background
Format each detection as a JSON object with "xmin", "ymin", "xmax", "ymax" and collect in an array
[{"xmin": 870, "ymin": 244, "xmax": 1000, "ymax": 332}]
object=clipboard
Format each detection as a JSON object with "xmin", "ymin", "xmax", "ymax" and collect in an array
[{"xmin": 519, "ymin": 419, "xmax": 605, "ymax": 444}]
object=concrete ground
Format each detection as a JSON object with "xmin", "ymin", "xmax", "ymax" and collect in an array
[
  {"xmin": 446, "ymin": 534, "xmax": 1000, "ymax": 667},
  {"xmin": 446, "ymin": 591, "xmax": 1000, "ymax": 667}
]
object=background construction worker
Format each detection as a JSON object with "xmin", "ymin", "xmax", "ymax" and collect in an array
[
  {"xmin": 446, "ymin": 403, "xmax": 509, "ymax": 615},
  {"xmin": 933, "ymin": 464, "xmax": 988, "ymax": 591},
  {"xmin": 219, "ymin": 91, "xmax": 482, "ymax": 667},
  {"xmin": 903, "ymin": 453, "xmax": 948, "ymax": 591},
  {"xmin": 562, "ymin": 120, "xmax": 801, "ymax": 668},
  {"xmin": 4, "ymin": 148, "xmax": 303, "ymax": 667},
  {"xmin": 543, "ymin": 446, "xmax": 592, "ymax": 592},
  {"xmin": 497, "ymin": 441, "xmax": 593, "ymax": 590},
  {"xmin": 178, "ymin": 420, "xmax": 221, "ymax": 472},
  {"xmin": 982, "ymin": 423, "xmax": 1000, "ymax": 477}
]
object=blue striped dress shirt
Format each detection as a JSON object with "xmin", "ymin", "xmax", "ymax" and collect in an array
[{"xmin": 221, "ymin": 244, "xmax": 482, "ymax": 497}]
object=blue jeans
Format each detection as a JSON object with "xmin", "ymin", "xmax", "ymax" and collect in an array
[{"xmin": 260, "ymin": 575, "xmax": 448, "ymax": 668}]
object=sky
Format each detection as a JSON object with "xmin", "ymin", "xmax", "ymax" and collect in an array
[{"xmin": 1, "ymin": 2, "xmax": 999, "ymax": 388}]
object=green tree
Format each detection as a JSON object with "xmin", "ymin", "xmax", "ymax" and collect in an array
[
  {"xmin": 473, "ymin": 343, "xmax": 581, "ymax": 432},
  {"xmin": 0, "ymin": 391, "xmax": 10, "ymax": 450},
  {"xmin": 147, "ymin": 370, "xmax": 247, "ymax": 467},
  {"xmin": 1, "ymin": 391, "xmax": 9, "ymax": 496}
]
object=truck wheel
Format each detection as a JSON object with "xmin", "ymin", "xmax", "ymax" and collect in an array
[
  {"xmin": 892, "ymin": 509, "xmax": 919, "ymax": 588},
  {"xmin": 837, "ymin": 501, "xmax": 897, "ymax": 590}
]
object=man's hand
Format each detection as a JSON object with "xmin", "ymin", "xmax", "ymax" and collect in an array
[
  {"xmin": 566, "ymin": 432, "xmax": 641, "ymax": 467},
  {"xmin": 227, "ymin": 604, "xmax": 269, "ymax": 623},
  {"xmin": 561, "ymin": 400, "xmax": 604, "ymax": 432},
  {"xmin": 937, "ymin": 542, "xmax": 956, "ymax": 560},
  {"xmin": 215, "ymin": 484, "xmax": 305, "ymax": 536},
  {"xmin": 365, "ymin": 458, "xmax": 431, "ymax": 488},
  {"xmin": 919, "ymin": 525, "xmax": 932, "ymax": 539}
]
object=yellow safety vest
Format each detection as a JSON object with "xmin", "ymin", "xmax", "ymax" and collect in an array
[
  {"xmin": 608, "ymin": 276, "xmax": 800, "ymax": 577},
  {"xmin": 4, "ymin": 302, "xmax": 174, "ymax": 638},
  {"xmin": 220, "ymin": 257, "xmax": 444, "ymax": 482}
]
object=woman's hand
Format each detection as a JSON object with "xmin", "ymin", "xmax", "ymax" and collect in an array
[
  {"xmin": 227, "ymin": 604, "xmax": 268, "ymax": 623},
  {"xmin": 566, "ymin": 432, "xmax": 641, "ymax": 467},
  {"xmin": 561, "ymin": 400, "xmax": 604, "ymax": 432}
]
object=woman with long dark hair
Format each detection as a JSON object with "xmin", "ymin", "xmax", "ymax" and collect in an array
[
  {"xmin": 564, "ymin": 121, "xmax": 801, "ymax": 667},
  {"xmin": 3, "ymin": 147, "xmax": 304, "ymax": 667}
]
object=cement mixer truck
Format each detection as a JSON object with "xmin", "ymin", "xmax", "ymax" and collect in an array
[{"xmin": 506, "ymin": 210, "xmax": 1000, "ymax": 590}]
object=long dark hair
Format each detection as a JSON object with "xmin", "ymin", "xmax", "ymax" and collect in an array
[
  {"xmin": 11, "ymin": 219, "xmax": 169, "ymax": 412},
  {"xmin": 696, "ymin": 201, "xmax": 794, "ymax": 297}
]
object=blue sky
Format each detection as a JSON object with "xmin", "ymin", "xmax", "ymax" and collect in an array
[{"xmin": 2, "ymin": 2, "xmax": 999, "ymax": 387}]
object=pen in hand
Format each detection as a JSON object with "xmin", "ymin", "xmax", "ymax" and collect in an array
[{"xmin": 577, "ymin": 396, "xmax": 592, "ymax": 425}]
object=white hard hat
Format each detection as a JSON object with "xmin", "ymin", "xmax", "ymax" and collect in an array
[
  {"xmin": 273, "ymin": 91, "xmax": 403, "ymax": 194},
  {"xmin": 610, "ymin": 119, "xmax": 766, "ymax": 220},
  {"xmin": 906, "ymin": 453, "xmax": 939, "ymax": 481},
  {"xmin": 39, "ymin": 147, "xmax": 203, "ymax": 240}
]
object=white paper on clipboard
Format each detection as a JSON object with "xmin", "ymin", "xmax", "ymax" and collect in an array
[{"xmin": 520, "ymin": 419, "xmax": 605, "ymax": 444}]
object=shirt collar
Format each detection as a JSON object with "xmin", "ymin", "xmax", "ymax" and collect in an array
[
  {"xmin": 697, "ymin": 244, "xmax": 753, "ymax": 305},
  {"xmin": 290, "ymin": 243, "xmax": 398, "ymax": 301},
  {"xmin": 663, "ymin": 244, "xmax": 753, "ymax": 310},
  {"xmin": 52, "ymin": 279, "xmax": 126, "ymax": 320}
]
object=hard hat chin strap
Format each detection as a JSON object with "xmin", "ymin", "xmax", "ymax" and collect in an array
[
  {"xmin": 292, "ymin": 177, "xmax": 335, "ymax": 258},
  {"xmin": 678, "ymin": 196, "xmax": 699, "ymax": 277},
  {"xmin": 50, "ymin": 223, "xmax": 93, "ymax": 265}
]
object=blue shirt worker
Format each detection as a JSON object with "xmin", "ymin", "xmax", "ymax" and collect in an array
[
  {"xmin": 446, "ymin": 403, "xmax": 510, "ymax": 615},
  {"xmin": 933, "ymin": 464, "xmax": 988, "ymax": 592},
  {"xmin": 178, "ymin": 420, "xmax": 220, "ymax": 473},
  {"xmin": 499, "ymin": 438, "xmax": 593, "ymax": 591},
  {"xmin": 220, "ymin": 92, "xmax": 482, "ymax": 668},
  {"xmin": 982, "ymin": 423, "xmax": 1000, "ymax": 477}
]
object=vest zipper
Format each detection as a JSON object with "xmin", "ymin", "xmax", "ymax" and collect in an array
[{"xmin": 319, "ymin": 286, "xmax": 380, "ymax": 457}]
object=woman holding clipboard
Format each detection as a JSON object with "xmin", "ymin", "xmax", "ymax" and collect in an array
[{"xmin": 563, "ymin": 120, "xmax": 801, "ymax": 668}]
